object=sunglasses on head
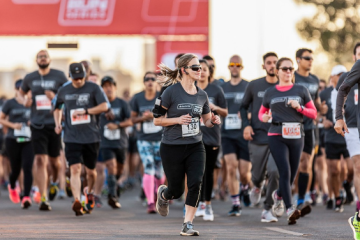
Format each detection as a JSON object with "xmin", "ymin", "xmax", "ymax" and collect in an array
[
  {"xmin": 279, "ymin": 67, "xmax": 294, "ymax": 72},
  {"xmin": 184, "ymin": 65, "xmax": 202, "ymax": 72},
  {"xmin": 144, "ymin": 77, "xmax": 156, "ymax": 82},
  {"xmin": 301, "ymin": 56, "xmax": 313, "ymax": 61},
  {"xmin": 229, "ymin": 62, "xmax": 242, "ymax": 68}
]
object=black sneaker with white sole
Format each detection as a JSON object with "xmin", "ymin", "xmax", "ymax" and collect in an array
[{"xmin": 180, "ymin": 221, "xmax": 199, "ymax": 236}]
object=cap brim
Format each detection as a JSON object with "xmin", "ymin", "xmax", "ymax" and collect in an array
[
  {"xmin": 101, "ymin": 80, "xmax": 116, "ymax": 87},
  {"xmin": 70, "ymin": 72, "xmax": 85, "ymax": 79}
]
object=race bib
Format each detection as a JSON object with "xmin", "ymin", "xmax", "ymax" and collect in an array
[
  {"xmin": 35, "ymin": 95, "xmax": 51, "ymax": 110},
  {"xmin": 282, "ymin": 122, "xmax": 301, "ymax": 139},
  {"xmin": 70, "ymin": 109, "xmax": 90, "ymax": 125},
  {"xmin": 225, "ymin": 114, "xmax": 241, "ymax": 130},
  {"xmin": 104, "ymin": 126, "xmax": 120, "ymax": 140},
  {"xmin": 143, "ymin": 121, "xmax": 162, "ymax": 134},
  {"xmin": 355, "ymin": 89, "xmax": 358, "ymax": 105},
  {"xmin": 182, "ymin": 117, "xmax": 200, "ymax": 137},
  {"xmin": 268, "ymin": 110, "xmax": 272, "ymax": 123},
  {"xmin": 200, "ymin": 118, "xmax": 205, "ymax": 126},
  {"xmin": 318, "ymin": 123, "xmax": 324, "ymax": 128},
  {"xmin": 14, "ymin": 124, "xmax": 31, "ymax": 138}
]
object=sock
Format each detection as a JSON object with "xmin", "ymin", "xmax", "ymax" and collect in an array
[
  {"xmin": 107, "ymin": 174, "xmax": 117, "ymax": 197},
  {"xmin": 41, "ymin": 193, "xmax": 48, "ymax": 202},
  {"xmin": 143, "ymin": 174, "xmax": 155, "ymax": 205},
  {"xmin": 231, "ymin": 194, "xmax": 240, "ymax": 206},
  {"xmin": 357, "ymin": 201, "xmax": 360, "ymax": 212},
  {"xmin": 298, "ymin": 172, "xmax": 309, "ymax": 203},
  {"xmin": 275, "ymin": 190, "xmax": 282, "ymax": 200}
]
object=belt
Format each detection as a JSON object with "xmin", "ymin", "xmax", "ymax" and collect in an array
[{"xmin": 271, "ymin": 122, "xmax": 303, "ymax": 126}]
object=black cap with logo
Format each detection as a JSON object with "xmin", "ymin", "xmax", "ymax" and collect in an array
[
  {"xmin": 101, "ymin": 76, "xmax": 116, "ymax": 87},
  {"xmin": 15, "ymin": 79, "xmax": 23, "ymax": 89},
  {"xmin": 69, "ymin": 63, "xmax": 86, "ymax": 80}
]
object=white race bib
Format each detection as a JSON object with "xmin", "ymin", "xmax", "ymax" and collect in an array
[
  {"xmin": 225, "ymin": 114, "xmax": 241, "ymax": 130},
  {"xmin": 282, "ymin": 122, "xmax": 301, "ymax": 139},
  {"xmin": 355, "ymin": 89, "xmax": 358, "ymax": 105},
  {"xmin": 14, "ymin": 124, "xmax": 31, "ymax": 138},
  {"xmin": 318, "ymin": 123, "xmax": 324, "ymax": 128},
  {"xmin": 268, "ymin": 110, "xmax": 273, "ymax": 123},
  {"xmin": 104, "ymin": 126, "xmax": 120, "ymax": 140},
  {"xmin": 143, "ymin": 121, "xmax": 162, "ymax": 134},
  {"xmin": 35, "ymin": 95, "xmax": 51, "ymax": 110},
  {"xmin": 200, "ymin": 118, "xmax": 205, "ymax": 126},
  {"xmin": 182, "ymin": 117, "xmax": 200, "ymax": 137},
  {"xmin": 70, "ymin": 109, "xmax": 90, "ymax": 125}
]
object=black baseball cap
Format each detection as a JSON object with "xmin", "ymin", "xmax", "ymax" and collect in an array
[
  {"xmin": 15, "ymin": 79, "xmax": 23, "ymax": 89},
  {"xmin": 69, "ymin": 63, "xmax": 86, "ymax": 80},
  {"xmin": 101, "ymin": 76, "xmax": 116, "ymax": 87}
]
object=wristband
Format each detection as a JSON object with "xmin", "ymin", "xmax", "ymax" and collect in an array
[
  {"xmin": 211, "ymin": 121, "xmax": 216, "ymax": 126},
  {"xmin": 300, "ymin": 106, "xmax": 304, "ymax": 112},
  {"xmin": 85, "ymin": 108, "xmax": 89, "ymax": 114}
]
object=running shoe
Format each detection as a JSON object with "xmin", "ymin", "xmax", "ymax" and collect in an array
[
  {"xmin": 322, "ymin": 194, "xmax": 328, "ymax": 206},
  {"xmin": 155, "ymin": 185, "xmax": 169, "ymax": 217},
  {"xmin": 108, "ymin": 194, "xmax": 121, "ymax": 209},
  {"xmin": 48, "ymin": 183, "xmax": 59, "ymax": 201},
  {"xmin": 39, "ymin": 201, "xmax": 51, "ymax": 211},
  {"xmin": 195, "ymin": 201, "xmax": 205, "ymax": 217},
  {"xmin": 32, "ymin": 190, "xmax": 41, "ymax": 204},
  {"xmin": 240, "ymin": 184, "xmax": 251, "ymax": 207},
  {"xmin": 147, "ymin": 203, "xmax": 156, "ymax": 214},
  {"xmin": 335, "ymin": 197, "xmax": 344, "ymax": 213},
  {"xmin": 261, "ymin": 210, "xmax": 278, "ymax": 223},
  {"xmin": 203, "ymin": 205, "xmax": 214, "ymax": 221},
  {"xmin": 327, "ymin": 199, "xmax": 334, "ymax": 210},
  {"xmin": 250, "ymin": 186, "xmax": 262, "ymax": 205},
  {"xmin": 58, "ymin": 189, "xmax": 66, "ymax": 200},
  {"xmin": 65, "ymin": 177, "xmax": 72, "ymax": 197},
  {"xmin": 228, "ymin": 205, "xmax": 241, "ymax": 216},
  {"xmin": 180, "ymin": 221, "xmax": 199, "ymax": 236},
  {"xmin": 72, "ymin": 199, "xmax": 84, "ymax": 216},
  {"xmin": 287, "ymin": 206, "xmax": 301, "ymax": 225},
  {"xmin": 297, "ymin": 202, "xmax": 311, "ymax": 217},
  {"xmin": 304, "ymin": 192, "xmax": 313, "ymax": 205},
  {"xmin": 344, "ymin": 181, "xmax": 354, "ymax": 204},
  {"xmin": 21, "ymin": 196, "xmax": 32, "ymax": 209},
  {"xmin": 349, "ymin": 212, "xmax": 360, "ymax": 240},
  {"xmin": 310, "ymin": 190, "xmax": 317, "ymax": 206},
  {"xmin": 271, "ymin": 190, "xmax": 284, "ymax": 217},
  {"xmin": 8, "ymin": 184, "xmax": 20, "ymax": 204},
  {"xmin": 95, "ymin": 195, "xmax": 103, "ymax": 208},
  {"xmin": 83, "ymin": 187, "xmax": 95, "ymax": 212}
]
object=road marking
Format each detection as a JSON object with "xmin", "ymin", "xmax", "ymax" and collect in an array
[{"xmin": 266, "ymin": 227, "xmax": 306, "ymax": 236}]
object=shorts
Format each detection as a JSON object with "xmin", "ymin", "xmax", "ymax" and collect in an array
[
  {"xmin": 344, "ymin": 128, "xmax": 360, "ymax": 158},
  {"xmin": 64, "ymin": 142, "xmax": 99, "ymax": 170},
  {"xmin": 128, "ymin": 136, "xmax": 138, "ymax": 153},
  {"xmin": 221, "ymin": 137, "xmax": 249, "ymax": 161},
  {"xmin": 303, "ymin": 129, "xmax": 315, "ymax": 155},
  {"xmin": 325, "ymin": 142, "xmax": 350, "ymax": 160},
  {"xmin": 99, "ymin": 148, "xmax": 126, "ymax": 164},
  {"xmin": 31, "ymin": 124, "xmax": 61, "ymax": 157}
]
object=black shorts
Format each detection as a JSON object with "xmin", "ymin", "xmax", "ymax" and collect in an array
[
  {"xmin": 317, "ymin": 129, "xmax": 325, "ymax": 157},
  {"xmin": 128, "ymin": 136, "xmax": 138, "ymax": 153},
  {"xmin": 303, "ymin": 129, "xmax": 315, "ymax": 155},
  {"xmin": 31, "ymin": 124, "xmax": 61, "ymax": 157},
  {"xmin": 221, "ymin": 137, "xmax": 249, "ymax": 161},
  {"xmin": 64, "ymin": 142, "xmax": 99, "ymax": 169},
  {"xmin": 325, "ymin": 143, "xmax": 350, "ymax": 160},
  {"xmin": 99, "ymin": 148, "xmax": 126, "ymax": 164}
]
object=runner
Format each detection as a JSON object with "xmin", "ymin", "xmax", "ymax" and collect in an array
[
  {"xmin": 240, "ymin": 52, "xmax": 281, "ymax": 222},
  {"xmin": 203, "ymin": 55, "xmax": 223, "ymax": 86},
  {"xmin": 259, "ymin": 57, "xmax": 317, "ymax": 225},
  {"xmin": 97, "ymin": 76, "xmax": 132, "ymax": 209},
  {"xmin": 221, "ymin": 55, "xmax": 251, "ymax": 216},
  {"xmin": 195, "ymin": 59, "xmax": 227, "ymax": 221},
  {"xmin": 53, "ymin": 62, "xmax": 108, "ymax": 216},
  {"xmin": 154, "ymin": 53, "xmax": 221, "ymax": 236},
  {"xmin": 294, "ymin": 48, "xmax": 327, "ymax": 215},
  {"xmin": 88, "ymin": 73, "xmax": 100, "ymax": 85},
  {"xmin": 0, "ymin": 80, "xmax": 33, "ymax": 209},
  {"xmin": 131, "ymin": 72, "xmax": 164, "ymax": 214},
  {"xmin": 19, "ymin": 50, "xmax": 68, "ymax": 210}
]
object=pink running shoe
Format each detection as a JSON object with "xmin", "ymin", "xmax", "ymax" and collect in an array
[
  {"xmin": 32, "ymin": 190, "xmax": 41, "ymax": 204},
  {"xmin": 8, "ymin": 184, "xmax": 20, "ymax": 204},
  {"xmin": 21, "ymin": 197, "xmax": 32, "ymax": 209}
]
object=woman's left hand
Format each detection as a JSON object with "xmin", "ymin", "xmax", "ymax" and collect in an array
[{"xmin": 210, "ymin": 112, "xmax": 221, "ymax": 125}]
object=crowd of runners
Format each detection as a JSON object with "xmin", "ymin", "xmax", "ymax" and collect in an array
[{"xmin": 2, "ymin": 46, "xmax": 360, "ymax": 238}]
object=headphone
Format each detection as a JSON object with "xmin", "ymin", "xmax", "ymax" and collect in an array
[{"xmin": 297, "ymin": 60, "xmax": 300, "ymax": 63}]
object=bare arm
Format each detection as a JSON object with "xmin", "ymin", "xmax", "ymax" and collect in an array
[
  {"xmin": 131, "ymin": 111, "xmax": 153, "ymax": 124},
  {"xmin": 209, "ymin": 103, "xmax": 228, "ymax": 117},
  {"xmin": 119, "ymin": 118, "xmax": 133, "ymax": 128},
  {"xmin": 0, "ymin": 112, "xmax": 21, "ymax": 130}
]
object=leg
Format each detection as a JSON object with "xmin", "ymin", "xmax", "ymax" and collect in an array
[
  {"xmin": 70, "ymin": 163, "xmax": 82, "ymax": 201},
  {"xmin": 204, "ymin": 145, "xmax": 219, "ymax": 204},
  {"xmin": 264, "ymin": 153, "xmax": 279, "ymax": 211},
  {"xmin": 33, "ymin": 154, "xmax": 49, "ymax": 199},
  {"xmin": 21, "ymin": 142, "xmax": 34, "ymax": 197},
  {"xmin": 6, "ymin": 138, "xmax": 22, "ymax": 190},
  {"xmin": 58, "ymin": 149, "xmax": 66, "ymax": 196},
  {"xmin": 327, "ymin": 160, "xmax": 341, "ymax": 199},
  {"xmin": 315, "ymin": 148, "xmax": 328, "ymax": 195},
  {"xmin": 224, "ymin": 153, "xmax": 239, "ymax": 202},
  {"xmin": 249, "ymin": 143, "xmax": 269, "ymax": 189},
  {"xmin": 94, "ymin": 162, "xmax": 105, "ymax": 196},
  {"xmin": 105, "ymin": 158, "xmax": 117, "ymax": 196}
]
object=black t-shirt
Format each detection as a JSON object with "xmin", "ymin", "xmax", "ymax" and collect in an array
[
  {"xmin": 336, "ymin": 72, "xmax": 357, "ymax": 128},
  {"xmin": 295, "ymin": 71, "xmax": 320, "ymax": 130},
  {"xmin": 221, "ymin": 80, "xmax": 249, "ymax": 140},
  {"xmin": 320, "ymin": 86, "xmax": 346, "ymax": 144},
  {"xmin": 262, "ymin": 84, "xmax": 312, "ymax": 136},
  {"xmin": 131, "ymin": 91, "xmax": 162, "ymax": 142},
  {"xmin": 55, "ymin": 81, "xmax": 107, "ymax": 144},
  {"xmin": 2, "ymin": 98, "xmax": 31, "ymax": 139},
  {"xmin": 241, "ymin": 77, "xmax": 278, "ymax": 144},
  {"xmin": 161, "ymin": 83, "xmax": 211, "ymax": 145},
  {"xmin": 200, "ymin": 84, "xmax": 227, "ymax": 146},
  {"xmin": 99, "ymin": 98, "xmax": 131, "ymax": 149}
]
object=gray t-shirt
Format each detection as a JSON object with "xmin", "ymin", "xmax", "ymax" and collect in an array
[
  {"xmin": 221, "ymin": 80, "xmax": 249, "ymax": 140},
  {"xmin": 131, "ymin": 91, "xmax": 162, "ymax": 142},
  {"xmin": 200, "ymin": 84, "xmax": 227, "ymax": 146},
  {"xmin": 100, "ymin": 97, "xmax": 131, "ymax": 149},
  {"xmin": 2, "ymin": 98, "xmax": 31, "ymax": 139},
  {"xmin": 161, "ymin": 83, "xmax": 211, "ymax": 145},
  {"xmin": 336, "ymin": 72, "xmax": 357, "ymax": 128},
  {"xmin": 21, "ymin": 69, "xmax": 68, "ymax": 126},
  {"xmin": 55, "ymin": 81, "xmax": 107, "ymax": 144}
]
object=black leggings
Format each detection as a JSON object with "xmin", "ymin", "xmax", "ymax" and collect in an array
[
  {"xmin": 200, "ymin": 144, "xmax": 219, "ymax": 202},
  {"xmin": 160, "ymin": 141, "xmax": 205, "ymax": 207},
  {"xmin": 6, "ymin": 138, "xmax": 34, "ymax": 197},
  {"xmin": 268, "ymin": 135, "xmax": 304, "ymax": 209}
]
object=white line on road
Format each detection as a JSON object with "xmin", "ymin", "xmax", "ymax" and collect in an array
[{"xmin": 266, "ymin": 227, "xmax": 306, "ymax": 236}]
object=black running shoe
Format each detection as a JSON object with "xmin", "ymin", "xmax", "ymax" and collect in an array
[
  {"xmin": 343, "ymin": 181, "xmax": 354, "ymax": 204},
  {"xmin": 327, "ymin": 199, "xmax": 334, "ymax": 210},
  {"xmin": 108, "ymin": 195, "xmax": 121, "ymax": 209},
  {"xmin": 297, "ymin": 203, "xmax": 311, "ymax": 217},
  {"xmin": 180, "ymin": 221, "xmax": 199, "ymax": 236},
  {"xmin": 335, "ymin": 197, "xmax": 344, "ymax": 213},
  {"xmin": 228, "ymin": 205, "xmax": 241, "ymax": 216},
  {"xmin": 39, "ymin": 201, "xmax": 51, "ymax": 211},
  {"xmin": 49, "ymin": 184, "xmax": 59, "ymax": 201}
]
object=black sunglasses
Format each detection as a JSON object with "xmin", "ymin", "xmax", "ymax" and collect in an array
[
  {"xmin": 144, "ymin": 77, "xmax": 156, "ymax": 82},
  {"xmin": 279, "ymin": 67, "xmax": 294, "ymax": 72},
  {"xmin": 301, "ymin": 56, "xmax": 313, "ymax": 61},
  {"xmin": 184, "ymin": 65, "xmax": 202, "ymax": 72}
]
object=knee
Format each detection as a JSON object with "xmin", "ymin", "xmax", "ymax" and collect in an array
[
  {"xmin": 329, "ymin": 166, "xmax": 340, "ymax": 176},
  {"xmin": 87, "ymin": 169, "xmax": 97, "ymax": 179},
  {"xmin": 34, "ymin": 156, "xmax": 47, "ymax": 168},
  {"xmin": 70, "ymin": 164, "xmax": 82, "ymax": 176}
]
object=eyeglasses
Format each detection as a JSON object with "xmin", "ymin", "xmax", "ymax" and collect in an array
[
  {"xmin": 184, "ymin": 65, "xmax": 202, "ymax": 72},
  {"xmin": 279, "ymin": 67, "xmax": 294, "ymax": 72},
  {"xmin": 37, "ymin": 55, "xmax": 48, "ymax": 59},
  {"xmin": 229, "ymin": 62, "xmax": 242, "ymax": 68},
  {"xmin": 144, "ymin": 77, "xmax": 156, "ymax": 82},
  {"xmin": 300, "ymin": 56, "xmax": 313, "ymax": 61}
]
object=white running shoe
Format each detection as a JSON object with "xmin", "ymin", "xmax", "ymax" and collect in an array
[
  {"xmin": 271, "ymin": 190, "xmax": 285, "ymax": 217},
  {"xmin": 261, "ymin": 210, "xmax": 278, "ymax": 223},
  {"xmin": 195, "ymin": 201, "xmax": 206, "ymax": 217},
  {"xmin": 203, "ymin": 205, "xmax": 214, "ymax": 221},
  {"xmin": 250, "ymin": 187, "xmax": 262, "ymax": 205},
  {"xmin": 304, "ymin": 192, "xmax": 313, "ymax": 205}
]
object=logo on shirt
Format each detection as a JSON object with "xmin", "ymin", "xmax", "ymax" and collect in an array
[
  {"xmin": 270, "ymin": 96, "xmax": 302, "ymax": 106},
  {"xmin": 177, "ymin": 103, "xmax": 203, "ymax": 115},
  {"xmin": 208, "ymin": 97, "xmax": 215, "ymax": 104},
  {"xmin": 33, "ymin": 80, "xmax": 56, "ymax": 90},
  {"xmin": 257, "ymin": 91, "xmax": 265, "ymax": 98},
  {"xmin": 112, "ymin": 108, "xmax": 121, "ymax": 117},
  {"xmin": 76, "ymin": 94, "xmax": 90, "ymax": 106},
  {"xmin": 297, "ymin": 83, "xmax": 318, "ymax": 95},
  {"xmin": 224, "ymin": 92, "xmax": 244, "ymax": 104}
]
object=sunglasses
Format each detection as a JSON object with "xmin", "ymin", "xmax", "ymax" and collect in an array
[
  {"xmin": 184, "ymin": 65, "xmax": 202, "ymax": 72},
  {"xmin": 37, "ymin": 55, "xmax": 48, "ymax": 59},
  {"xmin": 144, "ymin": 77, "xmax": 156, "ymax": 82},
  {"xmin": 279, "ymin": 67, "xmax": 294, "ymax": 72},
  {"xmin": 229, "ymin": 62, "xmax": 242, "ymax": 68},
  {"xmin": 301, "ymin": 56, "xmax": 313, "ymax": 61}
]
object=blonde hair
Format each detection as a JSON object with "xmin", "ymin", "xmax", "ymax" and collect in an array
[{"xmin": 157, "ymin": 53, "xmax": 198, "ymax": 87}]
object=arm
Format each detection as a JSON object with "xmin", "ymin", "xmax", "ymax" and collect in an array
[
  {"xmin": 239, "ymin": 84, "xmax": 252, "ymax": 128},
  {"xmin": 0, "ymin": 112, "xmax": 21, "ymax": 130},
  {"xmin": 153, "ymin": 106, "xmax": 192, "ymax": 127},
  {"xmin": 209, "ymin": 104, "xmax": 228, "ymax": 117},
  {"xmin": 131, "ymin": 111, "xmax": 153, "ymax": 124},
  {"xmin": 88, "ymin": 102, "xmax": 108, "ymax": 115},
  {"xmin": 258, "ymin": 105, "xmax": 271, "ymax": 123},
  {"xmin": 296, "ymin": 101, "xmax": 317, "ymax": 119},
  {"xmin": 202, "ymin": 112, "xmax": 221, "ymax": 128},
  {"xmin": 53, "ymin": 109, "xmax": 63, "ymax": 134}
]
